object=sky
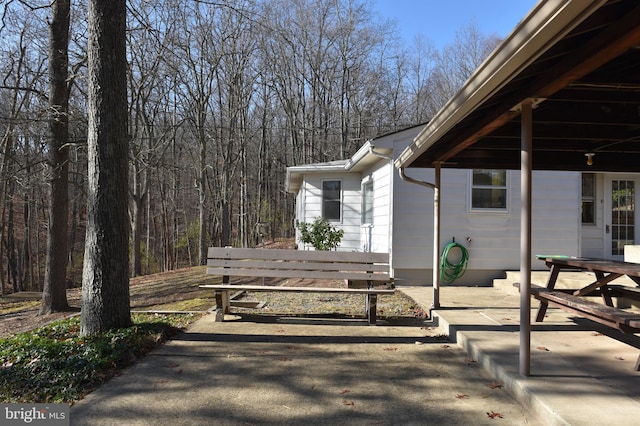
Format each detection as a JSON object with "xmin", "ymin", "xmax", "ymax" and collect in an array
[{"xmin": 371, "ymin": 0, "xmax": 540, "ymax": 48}]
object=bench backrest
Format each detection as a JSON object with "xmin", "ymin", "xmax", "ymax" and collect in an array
[{"xmin": 206, "ymin": 247, "xmax": 390, "ymax": 281}]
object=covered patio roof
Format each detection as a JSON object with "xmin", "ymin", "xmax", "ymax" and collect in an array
[
  {"xmin": 396, "ymin": 0, "xmax": 640, "ymax": 172},
  {"xmin": 394, "ymin": 0, "xmax": 640, "ymax": 377}
]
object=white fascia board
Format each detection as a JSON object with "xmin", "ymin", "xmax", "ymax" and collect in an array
[{"xmin": 285, "ymin": 160, "xmax": 349, "ymax": 193}]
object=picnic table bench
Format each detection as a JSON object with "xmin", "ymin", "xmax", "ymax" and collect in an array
[
  {"xmin": 199, "ymin": 247, "xmax": 394, "ymax": 325},
  {"xmin": 527, "ymin": 256, "xmax": 640, "ymax": 370}
]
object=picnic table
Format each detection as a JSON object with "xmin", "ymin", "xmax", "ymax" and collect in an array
[
  {"xmin": 535, "ymin": 256, "xmax": 640, "ymax": 319},
  {"xmin": 530, "ymin": 256, "xmax": 640, "ymax": 370}
]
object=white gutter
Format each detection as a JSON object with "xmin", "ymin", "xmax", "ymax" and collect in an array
[
  {"xmin": 395, "ymin": 0, "xmax": 606, "ymax": 168},
  {"xmin": 345, "ymin": 141, "xmax": 374, "ymax": 171}
]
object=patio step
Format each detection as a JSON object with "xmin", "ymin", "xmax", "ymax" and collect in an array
[
  {"xmin": 495, "ymin": 270, "xmax": 640, "ymax": 308},
  {"xmin": 494, "ymin": 271, "xmax": 591, "ymax": 294}
]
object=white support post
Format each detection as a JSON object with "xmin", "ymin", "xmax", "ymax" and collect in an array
[
  {"xmin": 433, "ymin": 163, "xmax": 441, "ymax": 309},
  {"xmin": 520, "ymin": 100, "xmax": 533, "ymax": 377}
]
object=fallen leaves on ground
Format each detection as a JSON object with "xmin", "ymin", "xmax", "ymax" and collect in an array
[
  {"xmin": 486, "ymin": 381, "xmax": 503, "ymax": 389},
  {"xmin": 487, "ymin": 411, "xmax": 503, "ymax": 419}
]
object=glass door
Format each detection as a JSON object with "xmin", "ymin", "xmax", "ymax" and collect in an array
[{"xmin": 606, "ymin": 176, "xmax": 638, "ymax": 260}]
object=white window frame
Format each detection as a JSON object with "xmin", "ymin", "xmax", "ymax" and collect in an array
[
  {"xmin": 361, "ymin": 179, "xmax": 374, "ymax": 225},
  {"xmin": 581, "ymin": 172, "xmax": 596, "ymax": 225},
  {"xmin": 469, "ymin": 169, "xmax": 508, "ymax": 212},
  {"xmin": 321, "ymin": 179, "xmax": 342, "ymax": 222}
]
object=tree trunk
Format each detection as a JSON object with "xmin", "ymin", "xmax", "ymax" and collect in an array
[
  {"xmin": 130, "ymin": 192, "xmax": 144, "ymax": 277},
  {"xmin": 198, "ymin": 185, "xmax": 207, "ymax": 264},
  {"xmin": 41, "ymin": 0, "xmax": 71, "ymax": 314},
  {"xmin": 6, "ymin": 192, "xmax": 19, "ymax": 293},
  {"xmin": 130, "ymin": 140, "xmax": 147, "ymax": 277},
  {"xmin": 81, "ymin": 0, "xmax": 131, "ymax": 335},
  {"xmin": 198, "ymin": 143, "xmax": 207, "ymax": 265},
  {"xmin": 22, "ymin": 192, "xmax": 31, "ymax": 290}
]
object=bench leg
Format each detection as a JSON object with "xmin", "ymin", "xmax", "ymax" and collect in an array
[
  {"xmin": 214, "ymin": 290, "xmax": 231, "ymax": 322},
  {"xmin": 366, "ymin": 294, "xmax": 377, "ymax": 325},
  {"xmin": 601, "ymin": 285, "xmax": 614, "ymax": 307},
  {"xmin": 536, "ymin": 265, "xmax": 560, "ymax": 322},
  {"xmin": 636, "ymin": 354, "xmax": 640, "ymax": 372}
]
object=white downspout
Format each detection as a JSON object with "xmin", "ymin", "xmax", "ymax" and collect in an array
[{"xmin": 398, "ymin": 165, "xmax": 441, "ymax": 309}]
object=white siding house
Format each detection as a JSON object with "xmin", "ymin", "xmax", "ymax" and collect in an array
[{"xmin": 286, "ymin": 125, "xmax": 618, "ymax": 286}]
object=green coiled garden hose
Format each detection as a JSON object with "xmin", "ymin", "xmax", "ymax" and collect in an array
[{"xmin": 440, "ymin": 241, "xmax": 469, "ymax": 284}]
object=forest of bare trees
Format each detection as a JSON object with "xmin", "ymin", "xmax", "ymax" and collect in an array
[{"xmin": 0, "ymin": 0, "xmax": 500, "ymax": 295}]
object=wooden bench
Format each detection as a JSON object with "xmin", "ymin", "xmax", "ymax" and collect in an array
[
  {"xmin": 200, "ymin": 247, "xmax": 394, "ymax": 325},
  {"xmin": 528, "ymin": 284, "xmax": 640, "ymax": 370}
]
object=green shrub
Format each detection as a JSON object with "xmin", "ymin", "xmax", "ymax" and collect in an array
[{"xmin": 296, "ymin": 217, "xmax": 344, "ymax": 251}]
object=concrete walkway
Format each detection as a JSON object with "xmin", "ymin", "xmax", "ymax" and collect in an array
[
  {"xmin": 70, "ymin": 284, "xmax": 640, "ymax": 425},
  {"xmin": 71, "ymin": 294, "xmax": 539, "ymax": 425},
  {"xmin": 402, "ymin": 285, "xmax": 640, "ymax": 426}
]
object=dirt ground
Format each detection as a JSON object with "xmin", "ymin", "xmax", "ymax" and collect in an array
[
  {"xmin": 0, "ymin": 267, "xmax": 217, "ymax": 338},
  {"xmin": 0, "ymin": 264, "xmax": 424, "ymax": 338}
]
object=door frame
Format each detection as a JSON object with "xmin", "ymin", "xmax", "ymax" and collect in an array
[{"xmin": 604, "ymin": 174, "xmax": 639, "ymax": 260}]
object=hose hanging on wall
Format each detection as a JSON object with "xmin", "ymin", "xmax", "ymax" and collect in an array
[{"xmin": 440, "ymin": 240, "xmax": 469, "ymax": 284}]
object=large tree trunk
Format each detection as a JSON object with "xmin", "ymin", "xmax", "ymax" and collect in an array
[
  {"xmin": 41, "ymin": 0, "xmax": 71, "ymax": 314},
  {"xmin": 81, "ymin": 0, "xmax": 131, "ymax": 335}
]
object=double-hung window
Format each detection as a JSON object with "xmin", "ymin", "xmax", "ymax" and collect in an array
[
  {"xmin": 581, "ymin": 173, "xmax": 596, "ymax": 224},
  {"xmin": 361, "ymin": 180, "xmax": 374, "ymax": 225},
  {"xmin": 471, "ymin": 169, "xmax": 507, "ymax": 210},
  {"xmin": 322, "ymin": 180, "xmax": 341, "ymax": 221}
]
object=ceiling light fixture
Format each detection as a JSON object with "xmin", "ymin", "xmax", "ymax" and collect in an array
[{"xmin": 585, "ymin": 153, "xmax": 595, "ymax": 166}]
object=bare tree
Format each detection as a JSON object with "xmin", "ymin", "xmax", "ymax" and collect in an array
[
  {"xmin": 170, "ymin": 2, "xmax": 223, "ymax": 258},
  {"xmin": 407, "ymin": 34, "xmax": 438, "ymax": 123},
  {"xmin": 431, "ymin": 21, "xmax": 502, "ymax": 109},
  {"xmin": 41, "ymin": 0, "xmax": 71, "ymax": 314},
  {"xmin": 81, "ymin": 0, "xmax": 131, "ymax": 335},
  {"xmin": 127, "ymin": 0, "xmax": 177, "ymax": 276},
  {"xmin": 0, "ymin": 6, "xmax": 48, "ymax": 294}
]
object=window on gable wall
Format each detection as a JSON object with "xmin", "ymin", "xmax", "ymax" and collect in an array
[
  {"xmin": 581, "ymin": 173, "xmax": 595, "ymax": 224},
  {"xmin": 471, "ymin": 169, "xmax": 507, "ymax": 210},
  {"xmin": 322, "ymin": 180, "xmax": 341, "ymax": 221},
  {"xmin": 362, "ymin": 180, "xmax": 374, "ymax": 225}
]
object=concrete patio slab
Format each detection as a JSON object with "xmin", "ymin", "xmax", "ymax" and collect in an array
[{"xmin": 401, "ymin": 286, "xmax": 640, "ymax": 425}]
